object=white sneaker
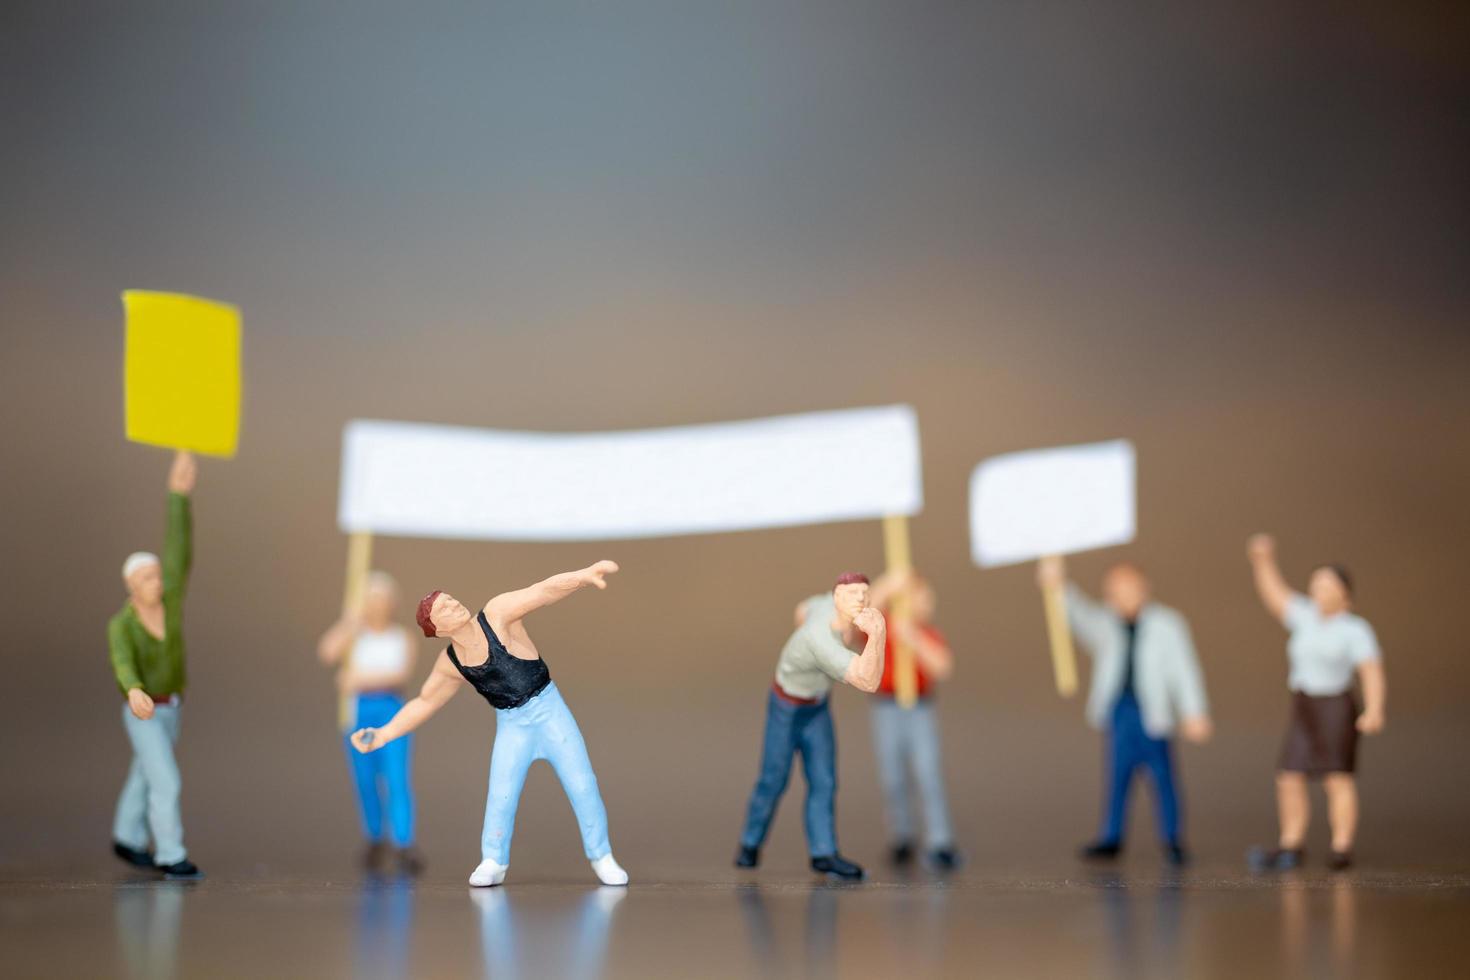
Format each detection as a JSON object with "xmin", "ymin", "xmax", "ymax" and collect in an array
[
  {"xmin": 468, "ymin": 858, "xmax": 508, "ymax": 887},
  {"xmin": 591, "ymin": 853, "xmax": 628, "ymax": 886}
]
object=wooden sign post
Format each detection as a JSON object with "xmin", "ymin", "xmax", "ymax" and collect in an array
[{"xmin": 882, "ymin": 514, "xmax": 919, "ymax": 709}]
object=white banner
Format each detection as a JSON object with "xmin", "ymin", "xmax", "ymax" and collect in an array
[
  {"xmin": 969, "ymin": 439, "xmax": 1136, "ymax": 567},
  {"xmin": 339, "ymin": 405, "xmax": 922, "ymax": 540}
]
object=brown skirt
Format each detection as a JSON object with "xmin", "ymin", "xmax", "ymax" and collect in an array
[{"xmin": 1278, "ymin": 691, "xmax": 1359, "ymax": 776}]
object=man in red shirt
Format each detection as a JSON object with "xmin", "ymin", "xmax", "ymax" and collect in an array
[{"xmin": 869, "ymin": 571, "xmax": 960, "ymax": 869}]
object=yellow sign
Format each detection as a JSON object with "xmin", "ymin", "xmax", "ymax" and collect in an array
[{"xmin": 123, "ymin": 290, "xmax": 241, "ymax": 458}]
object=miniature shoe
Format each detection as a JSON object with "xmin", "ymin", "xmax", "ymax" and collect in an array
[
  {"xmin": 1079, "ymin": 840, "xmax": 1122, "ymax": 861},
  {"xmin": 591, "ymin": 853, "xmax": 629, "ymax": 886},
  {"xmin": 734, "ymin": 844, "xmax": 760, "ymax": 868},
  {"xmin": 113, "ymin": 841, "xmax": 154, "ymax": 868},
  {"xmin": 361, "ymin": 841, "xmax": 390, "ymax": 872},
  {"xmin": 810, "ymin": 854, "xmax": 865, "ymax": 881},
  {"xmin": 1328, "ymin": 850, "xmax": 1354, "ymax": 871},
  {"xmin": 468, "ymin": 858, "xmax": 509, "ymax": 887},
  {"xmin": 889, "ymin": 841, "xmax": 916, "ymax": 867},
  {"xmin": 156, "ymin": 859, "xmax": 204, "ymax": 880},
  {"xmin": 1247, "ymin": 846, "xmax": 1303, "ymax": 871},
  {"xmin": 1164, "ymin": 842, "xmax": 1190, "ymax": 867},
  {"xmin": 927, "ymin": 847, "xmax": 963, "ymax": 872},
  {"xmin": 396, "ymin": 847, "xmax": 426, "ymax": 876}
]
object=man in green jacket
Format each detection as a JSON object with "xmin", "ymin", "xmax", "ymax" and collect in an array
[{"xmin": 110, "ymin": 450, "xmax": 203, "ymax": 879}]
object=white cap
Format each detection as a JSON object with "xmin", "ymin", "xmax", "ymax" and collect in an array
[{"xmin": 122, "ymin": 551, "xmax": 160, "ymax": 582}]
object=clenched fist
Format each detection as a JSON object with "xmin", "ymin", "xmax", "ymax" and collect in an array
[
  {"xmin": 852, "ymin": 607, "xmax": 886, "ymax": 637},
  {"xmin": 582, "ymin": 560, "xmax": 620, "ymax": 589},
  {"xmin": 1247, "ymin": 534, "xmax": 1275, "ymax": 562},
  {"xmin": 127, "ymin": 688, "xmax": 155, "ymax": 721},
  {"xmin": 1036, "ymin": 555, "xmax": 1066, "ymax": 590},
  {"xmin": 168, "ymin": 451, "xmax": 197, "ymax": 496},
  {"xmin": 350, "ymin": 728, "xmax": 382, "ymax": 753}
]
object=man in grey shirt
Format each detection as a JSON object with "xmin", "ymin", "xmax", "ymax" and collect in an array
[
  {"xmin": 1038, "ymin": 556, "xmax": 1212, "ymax": 866},
  {"xmin": 735, "ymin": 573, "xmax": 886, "ymax": 880}
]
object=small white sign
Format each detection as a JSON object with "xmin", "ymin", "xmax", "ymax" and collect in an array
[
  {"xmin": 969, "ymin": 440, "xmax": 1136, "ymax": 567},
  {"xmin": 339, "ymin": 405, "xmax": 923, "ymax": 541}
]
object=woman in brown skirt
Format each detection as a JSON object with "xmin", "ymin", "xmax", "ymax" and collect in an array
[{"xmin": 1245, "ymin": 534, "xmax": 1387, "ymax": 871}]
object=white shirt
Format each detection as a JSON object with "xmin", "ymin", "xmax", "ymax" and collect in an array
[
  {"xmin": 350, "ymin": 627, "xmax": 411, "ymax": 676},
  {"xmin": 1283, "ymin": 594, "xmax": 1380, "ymax": 696},
  {"xmin": 1066, "ymin": 586, "xmax": 1209, "ymax": 738},
  {"xmin": 775, "ymin": 594, "xmax": 857, "ymax": 700}
]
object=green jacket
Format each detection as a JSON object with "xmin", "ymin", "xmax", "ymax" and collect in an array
[{"xmin": 109, "ymin": 493, "xmax": 192, "ymax": 696}]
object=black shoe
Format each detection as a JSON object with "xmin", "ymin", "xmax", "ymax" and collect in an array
[
  {"xmin": 1164, "ymin": 843, "xmax": 1189, "ymax": 867},
  {"xmin": 889, "ymin": 841, "xmax": 915, "ymax": 867},
  {"xmin": 927, "ymin": 847, "xmax": 963, "ymax": 872},
  {"xmin": 113, "ymin": 841, "xmax": 154, "ymax": 868},
  {"xmin": 810, "ymin": 854, "xmax": 865, "ymax": 881},
  {"xmin": 156, "ymin": 860, "xmax": 204, "ymax": 880},
  {"xmin": 734, "ymin": 844, "xmax": 760, "ymax": 868},
  {"xmin": 396, "ymin": 847, "xmax": 426, "ymax": 876},
  {"xmin": 1079, "ymin": 840, "xmax": 1122, "ymax": 861},
  {"xmin": 1247, "ymin": 846, "xmax": 1303, "ymax": 871},
  {"xmin": 362, "ymin": 842, "xmax": 390, "ymax": 872},
  {"xmin": 1328, "ymin": 850, "xmax": 1354, "ymax": 871}
]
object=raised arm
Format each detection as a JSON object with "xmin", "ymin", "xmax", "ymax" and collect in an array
[
  {"xmin": 1247, "ymin": 534, "xmax": 1292, "ymax": 624},
  {"xmin": 162, "ymin": 452, "xmax": 196, "ymax": 600},
  {"xmin": 1038, "ymin": 556, "xmax": 1110, "ymax": 654},
  {"xmin": 485, "ymin": 560, "xmax": 619, "ymax": 629},
  {"xmin": 350, "ymin": 651, "xmax": 462, "ymax": 752},
  {"xmin": 841, "ymin": 608, "xmax": 888, "ymax": 693}
]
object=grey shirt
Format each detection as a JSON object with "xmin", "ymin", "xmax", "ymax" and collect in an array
[
  {"xmin": 1283, "ymin": 593, "xmax": 1380, "ymax": 696},
  {"xmin": 774, "ymin": 594, "xmax": 857, "ymax": 700},
  {"xmin": 1066, "ymin": 585, "xmax": 1209, "ymax": 738}
]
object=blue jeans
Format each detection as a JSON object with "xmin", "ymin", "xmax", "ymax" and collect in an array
[
  {"xmin": 114, "ymin": 701, "xmax": 186, "ymax": 865},
  {"xmin": 344, "ymin": 692, "xmax": 415, "ymax": 846},
  {"xmin": 739, "ymin": 690, "xmax": 838, "ymax": 858},
  {"xmin": 1100, "ymin": 692, "xmax": 1181, "ymax": 845},
  {"xmin": 481, "ymin": 682, "xmax": 611, "ymax": 865},
  {"xmin": 870, "ymin": 698, "xmax": 953, "ymax": 848}
]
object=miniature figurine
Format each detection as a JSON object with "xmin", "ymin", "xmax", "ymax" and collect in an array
[
  {"xmin": 866, "ymin": 569, "xmax": 961, "ymax": 870},
  {"xmin": 1037, "ymin": 555, "xmax": 1212, "ymax": 866},
  {"xmin": 350, "ymin": 561, "xmax": 628, "ymax": 887},
  {"xmin": 318, "ymin": 571, "xmax": 423, "ymax": 874},
  {"xmin": 1245, "ymin": 534, "xmax": 1386, "ymax": 871},
  {"xmin": 109, "ymin": 450, "xmax": 204, "ymax": 879},
  {"xmin": 735, "ymin": 573, "xmax": 886, "ymax": 881}
]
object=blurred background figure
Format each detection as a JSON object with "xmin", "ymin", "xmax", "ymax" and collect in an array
[
  {"xmin": 1246, "ymin": 534, "xmax": 1386, "ymax": 871},
  {"xmin": 1038, "ymin": 556, "xmax": 1211, "ymax": 866},
  {"xmin": 109, "ymin": 451, "xmax": 204, "ymax": 881},
  {"xmin": 317, "ymin": 571, "xmax": 422, "ymax": 874},
  {"xmin": 867, "ymin": 569, "xmax": 960, "ymax": 870}
]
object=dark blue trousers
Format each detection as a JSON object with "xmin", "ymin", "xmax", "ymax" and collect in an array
[
  {"xmin": 739, "ymin": 690, "xmax": 838, "ymax": 857},
  {"xmin": 1100, "ymin": 693, "xmax": 1181, "ymax": 845}
]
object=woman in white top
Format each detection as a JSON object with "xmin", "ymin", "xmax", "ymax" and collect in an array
[
  {"xmin": 318, "ymin": 572, "xmax": 421, "ymax": 873},
  {"xmin": 1246, "ymin": 534, "xmax": 1387, "ymax": 871}
]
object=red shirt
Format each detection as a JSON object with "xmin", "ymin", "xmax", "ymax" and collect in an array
[{"xmin": 877, "ymin": 615, "xmax": 946, "ymax": 699}]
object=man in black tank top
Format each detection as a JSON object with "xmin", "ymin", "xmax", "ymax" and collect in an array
[{"xmin": 349, "ymin": 560, "xmax": 628, "ymax": 888}]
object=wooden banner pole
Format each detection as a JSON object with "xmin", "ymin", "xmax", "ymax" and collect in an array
[
  {"xmin": 1040, "ymin": 555, "xmax": 1078, "ymax": 697},
  {"xmin": 882, "ymin": 514, "xmax": 918, "ymax": 709}
]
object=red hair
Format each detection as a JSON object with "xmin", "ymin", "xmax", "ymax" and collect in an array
[
  {"xmin": 833, "ymin": 572, "xmax": 870, "ymax": 591},
  {"xmin": 416, "ymin": 590, "xmax": 444, "ymax": 637}
]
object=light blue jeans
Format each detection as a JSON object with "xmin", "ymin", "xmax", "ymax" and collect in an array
[
  {"xmin": 481, "ymin": 682, "xmax": 612, "ymax": 865},
  {"xmin": 870, "ymin": 698, "xmax": 953, "ymax": 848},
  {"xmin": 113, "ymin": 701, "xmax": 186, "ymax": 865}
]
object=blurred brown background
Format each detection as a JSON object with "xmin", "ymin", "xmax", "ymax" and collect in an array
[{"xmin": 2, "ymin": 1, "xmax": 1467, "ymax": 879}]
